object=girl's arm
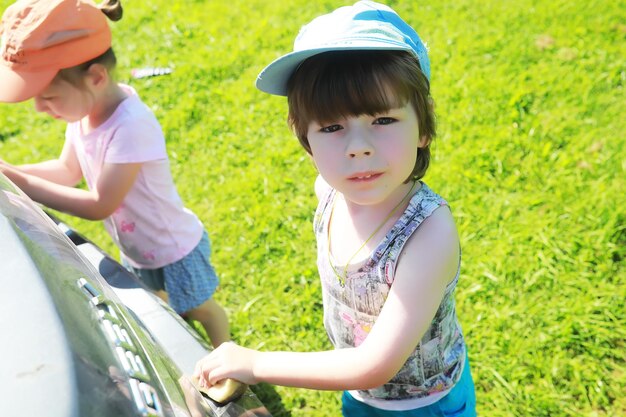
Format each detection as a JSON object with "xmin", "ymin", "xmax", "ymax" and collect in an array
[
  {"xmin": 1, "ymin": 139, "xmax": 83, "ymax": 187},
  {"xmin": 194, "ymin": 206, "xmax": 460, "ymax": 391},
  {"xmin": 1, "ymin": 161, "xmax": 141, "ymax": 221}
]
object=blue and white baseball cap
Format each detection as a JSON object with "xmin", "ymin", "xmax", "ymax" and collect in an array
[{"xmin": 256, "ymin": 1, "xmax": 430, "ymax": 96}]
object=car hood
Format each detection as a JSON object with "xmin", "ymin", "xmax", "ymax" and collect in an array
[
  {"xmin": 0, "ymin": 174, "xmax": 273, "ymax": 417},
  {"xmin": 0, "ymin": 177, "xmax": 147, "ymax": 417}
]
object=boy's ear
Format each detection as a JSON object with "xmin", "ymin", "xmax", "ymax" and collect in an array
[{"xmin": 418, "ymin": 135, "xmax": 431, "ymax": 148}]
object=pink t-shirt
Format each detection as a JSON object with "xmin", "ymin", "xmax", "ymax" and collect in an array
[{"xmin": 66, "ymin": 84, "xmax": 203, "ymax": 269}]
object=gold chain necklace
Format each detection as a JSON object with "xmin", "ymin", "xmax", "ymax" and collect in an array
[{"xmin": 328, "ymin": 181, "xmax": 417, "ymax": 287}]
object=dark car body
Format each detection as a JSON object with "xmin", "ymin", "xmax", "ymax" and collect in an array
[{"xmin": 0, "ymin": 173, "xmax": 270, "ymax": 417}]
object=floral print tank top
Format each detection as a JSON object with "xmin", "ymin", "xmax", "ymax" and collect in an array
[{"xmin": 314, "ymin": 182, "xmax": 466, "ymax": 401}]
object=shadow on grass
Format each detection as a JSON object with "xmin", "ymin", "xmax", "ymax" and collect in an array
[
  {"xmin": 0, "ymin": 128, "xmax": 20, "ymax": 143},
  {"xmin": 0, "ymin": 128, "xmax": 21, "ymax": 142},
  {"xmin": 250, "ymin": 383, "xmax": 292, "ymax": 417}
]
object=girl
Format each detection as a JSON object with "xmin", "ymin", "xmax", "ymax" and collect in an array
[
  {"xmin": 194, "ymin": 1, "xmax": 476, "ymax": 415},
  {"xmin": 0, "ymin": 0, "xmax": 229, "ymax": 347}
]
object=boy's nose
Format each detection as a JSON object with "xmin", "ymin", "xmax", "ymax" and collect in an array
[
  {"xmin": 345, "ymin": 130, "xmax": 374, "ymax": 158},
  {"xmin": 348, "ymin": 148, "xmax": 372, "ymax": 158}
]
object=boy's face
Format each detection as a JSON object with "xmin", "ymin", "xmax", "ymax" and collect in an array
[
  {"xmin": 307, "ymin": 101, "xmax": 425, "ymax": 206},
  {"xmin": 33, "ymin": 77, "xmax": 95, "ymax": 123}
]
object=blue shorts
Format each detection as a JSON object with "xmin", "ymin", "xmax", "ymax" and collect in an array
[
  {"xmin": 342, "ymin": 354, "xmax": 476, "ymax": 417},
  {"xmin": 123, "ymin": 231, "xmax": 219, "ymax": 315}
]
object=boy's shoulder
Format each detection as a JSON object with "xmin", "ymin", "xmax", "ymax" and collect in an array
[
  {"xmin": 314, "ymin": 175, "xmax": 332, "ymax": 201},
  {"xmin": 404, "ymin": 183, "xmax": 457, "ymax": 245},
  {"xmin": 410, "ymin": 182, "xmax": 448, "ymax": 213}
]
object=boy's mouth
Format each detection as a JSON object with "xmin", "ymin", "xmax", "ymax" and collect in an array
[{"xmin": 348, "ymin": 172, "xmax": 382, "ymax": 181}]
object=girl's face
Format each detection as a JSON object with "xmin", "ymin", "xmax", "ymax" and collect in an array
[
  {"xmin": 33, "ymin": 77, "xmax": 95, "ymax": 123},
  {"xmin": 307, "ymin": 101, "xmax": 424, "ymax": 207}
]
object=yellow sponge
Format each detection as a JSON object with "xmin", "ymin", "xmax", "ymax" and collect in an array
[{"xmin": 192, "ymin": 376, "xmax": 248, "ymax": 404}]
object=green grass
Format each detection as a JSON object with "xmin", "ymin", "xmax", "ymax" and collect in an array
[{"xmin": 1, "ymin": 0, "xmax": 624, "ymax": 416}]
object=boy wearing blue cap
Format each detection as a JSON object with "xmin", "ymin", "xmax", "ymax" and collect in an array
[{"xmin": 195, "ymin": 2, "xmax": 476, "ymax": 415}]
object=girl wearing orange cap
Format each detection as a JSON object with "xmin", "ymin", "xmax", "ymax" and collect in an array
[{"xmin": 0, "ymin": 0, "xmax": 230, "ymax": 348}]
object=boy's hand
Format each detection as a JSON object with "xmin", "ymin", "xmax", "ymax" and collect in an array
[{"xmin": 193, "ymin": 341, "xmax": 260, "ymax": 387}]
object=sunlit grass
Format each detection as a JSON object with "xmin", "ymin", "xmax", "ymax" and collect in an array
[{"xmin": 0, "ymin": 0, "xmax": 623, "ymax": 416}]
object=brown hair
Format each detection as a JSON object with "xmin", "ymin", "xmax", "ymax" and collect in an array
[
  {"xmin": 287, "ymin": 50, "xmax": 436, "ymax": 181},
  {"xmin": 55, "ymin": 0, "xmax": 123, "ymax": 86}
]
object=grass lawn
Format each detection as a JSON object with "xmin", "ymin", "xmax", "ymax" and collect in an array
[{"xmin": 0, "ymin": 0, "xmax": 624, "ymax": 416}]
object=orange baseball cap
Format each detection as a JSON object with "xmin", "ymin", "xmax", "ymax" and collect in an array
[{"xmin": 0, "ymin": 0, "xmax": 112, "ymax": 103}]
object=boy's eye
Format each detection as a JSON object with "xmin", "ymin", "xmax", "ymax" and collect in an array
[
  {"xmin": 320, "ymin": 124, "xmax": 343, "ymax": 133},
  {"xmin": 373, "ymin": 117, "xmax": 396, "ymax": 125}
]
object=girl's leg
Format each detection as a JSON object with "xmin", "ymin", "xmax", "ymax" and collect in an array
[
  {"xmin": 186, "ymin": 297, "xmax": 230, "ymax": 347},
  {"xmin": 154, "ymin": 289, "xmax": 169, "ymax": 303},
  {"xmin": 122, "ymin": 241, "xmax": 230, "ymax": 347},
  {"xmin": 161, "ymin": 231, "xmax": 229, "ymax": 346}
]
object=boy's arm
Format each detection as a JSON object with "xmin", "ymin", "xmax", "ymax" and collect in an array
[
  {"xmin": 1, "ymin": 139, "xmax": 83, "ymax": 187},
  {"xmin": 195, "ymin": 206, "xmax": 460, "ymax": 390},
  {"xmin": 1, "ymin": 161, "xmax": 141, "ymax": 221}
]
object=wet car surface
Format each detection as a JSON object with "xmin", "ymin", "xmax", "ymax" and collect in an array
[{"xmin": 0, "ymin": 173, "xmax": 271, "ymax": 417}]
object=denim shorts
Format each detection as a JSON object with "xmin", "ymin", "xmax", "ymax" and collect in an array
[
  {"xmin": 123, "ymin": 231, "xmax": 219, "ymax": 314},
  {"xmin": 342, "ymin": 354, "xmax": 476, "ymax": 417}
]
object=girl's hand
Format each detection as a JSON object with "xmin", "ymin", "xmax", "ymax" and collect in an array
[
  {"xmin": 0, "ymin": 158, "xmax": 12, "ymax": 170},
  {"xmin": 193, "ymin": 342, "xmax": 260, "ymax": 387},
  {"xmin": 0, "ymin": 162, "xmax": 20, "ymax": 183}
]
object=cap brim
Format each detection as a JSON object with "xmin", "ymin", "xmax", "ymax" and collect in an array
[
  {"xmin": 256, "ymin": 42, "xmax": 412, "ymax": 96},
  {"xmin": 0, "ymin": 65, "xmax": 57, "ymax": 103}
]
